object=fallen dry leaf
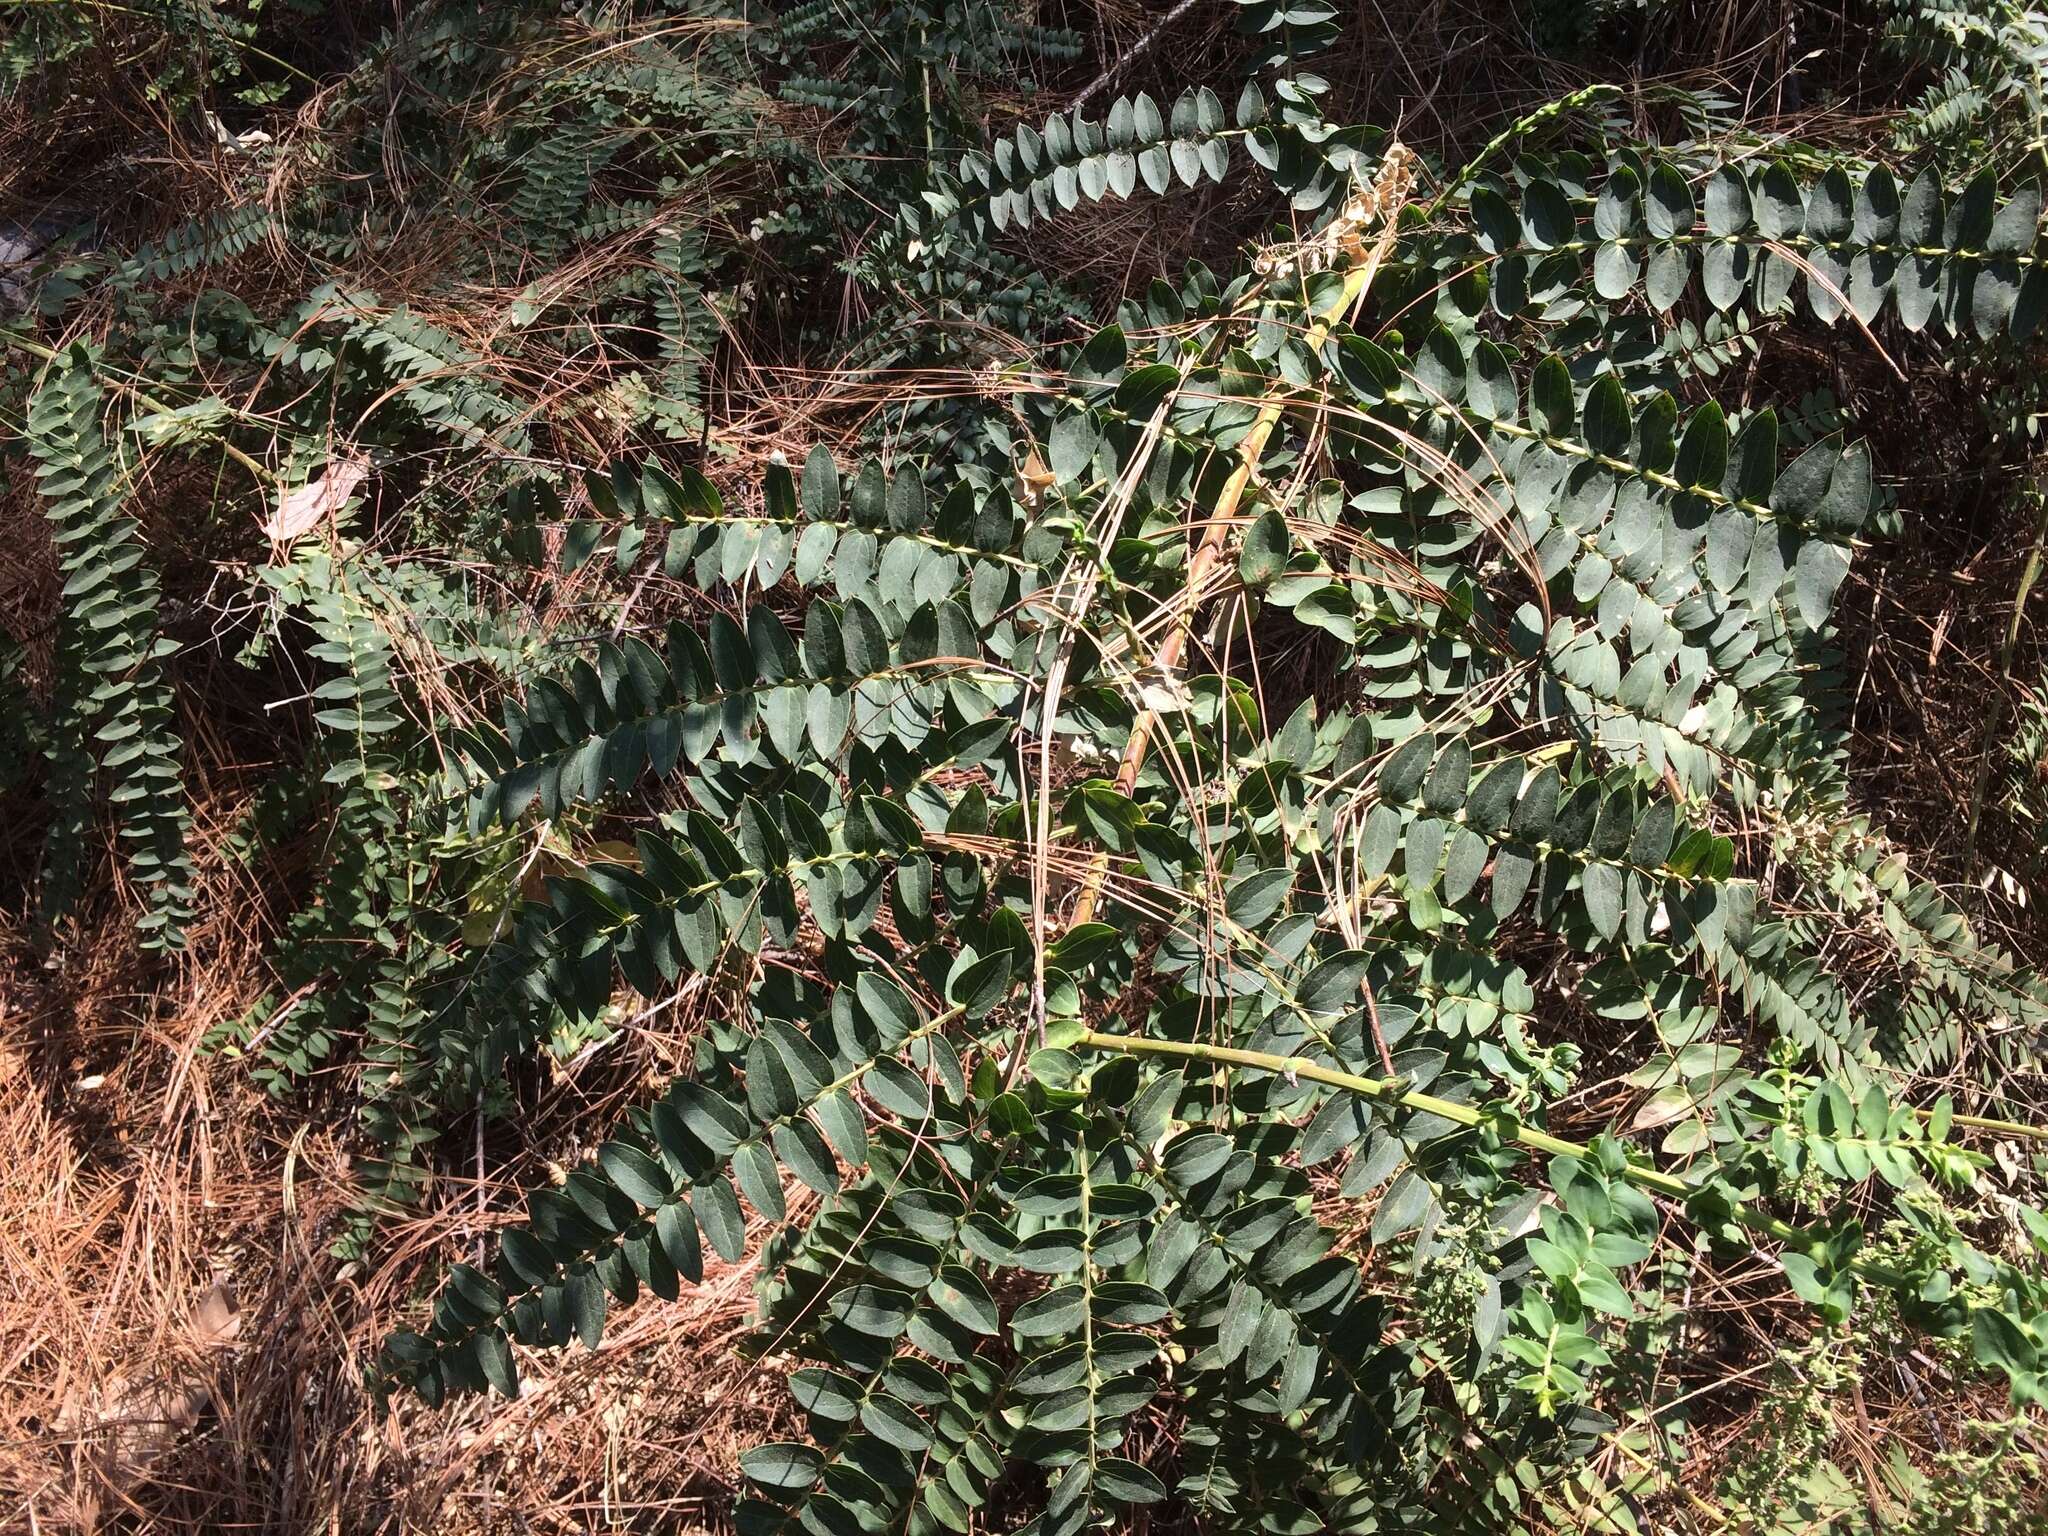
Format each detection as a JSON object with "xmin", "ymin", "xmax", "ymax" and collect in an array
[
  {"xmin": 263, "ymin": 457, "xmax": 370, "ymax": 544},
  {"xmin": 47, "ymin": 1280, "xmax": 243, "ymax": 1531}
]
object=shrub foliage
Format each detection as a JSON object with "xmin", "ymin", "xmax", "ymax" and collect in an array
[{"xmin": 6, "ymin": 0, "xmax": 2048, "ymax": 1528}]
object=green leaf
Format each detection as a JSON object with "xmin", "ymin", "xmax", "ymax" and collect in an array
[
  {"xmin": 1581, "ymin": 374, "xmax": 1630, "ymax": 456},
  {"xmin": 733, "ymin": 1139, "xmax": 787, "ymax": 1222},
  {"xmin": 1582, "ymin": 863, "xmax": 1624, "ymax": 939},
  {"xmin": 1076, "ymin": 783, "xmax": 1141, "ymax": 851},
  {"xmin": 1443, "ymin": 827, "xmax": 1489, "ymax": 905},
  {"xmin": 1467, "ymin": 759, "xmax": 1523, "ymax": 832},
  {"xmin": 1380, "ymin": 732, "xmax": 1435, "ymax": 804},
  {"xmin": 827, "ymin": 1282, "xmax": 917, "ymax": 1336},
  {"xmin": 1117, "ymin": 363, "xmax": 1180, "ymax": 414},
  {"xmin": 1575, "ymin": 1264, "xmax": 1634, "ymax": 1318},
  {"xmin": 1521, "ymin": 179, "xmax": 1574, "ymax": 249},
  {"xmin": 693, "ymin": 1176, "xmax": 746, "ymax": 1261},
  {"xmin": 1372, "ymin": 1169, "xmax": 1432, "ymax": 1241},
  {"xmin": 773, "ymin": 1121, "xmax": 840, "ymax": 1195},
  {"xmin": 1754, "ymin": 161, "xmax": 1803, "ymax": 238},
  {"xmin": 1594, "ymin": 241, "xmax": 1639, "ymax": 301},
  {"xmin": 569, "ymin": 1266, "xmax": 606, "ymax": 1349},
  {"xmin": 1675, "ymin": 402, "xmax": 1729, "ymax": 490},
  {"xmin": 1421, "ymin": 737, "xmax": 1471, "ymax": 814},
  {"xmin": 1645, "ymin": 162, "xmax": 1695, "ymax": 240},
  {"xmin": 1529, "ymin": 355, "xmax": 1574, "ymax": 437},
  {"xmin": 475, "ymin": 1330, "xmax": 518, "ymax": 1398},
  {"xmin": 868, "ymin": 1056, "xmax": 932, "ymax": 1120},
  {"xmin": 839, "ymin": 597, "xmax": 890, "ymax": 676},
  {"xmin": 1240, "ymin": 508, "xmax": 1290, "ymax": 587},
  {"xmin": 1625, "ymin": 800, "xmax": 1676, "ymax": 869},
  {"xmin": 599, "ymin": 1144, "xmax": 672, "ymax": 1209},
  {"xmin": 930, "ymin": 1266, "xmax": 1001, "ymax": 1334},
  {"xmin": 1794, "ymin": 539, "xmax": 1851, "ymax": 628},
  {"xmin": 1297, "ymin": 951, "xmax": 1368, "ymax": 1015},
  {"xmin": 857, "ymin": 973, "xmax": 922, "ymax": 1047},
  {"xmin": 1704, "ymin": 166, "xmax": 1751, "ymax": 234},
  {"xmin": 1407, "ymin": 885, "xmax": 1444, "ymax": 931},
  {"xmin": 1093, "ymin": 1457, "xmax": 1166, "ymax": 1504},
  {"xmin": 1047, "ymin": 412, "xmax": 1100, "ymax": 485},
  {"xmin": 1974, "ymin": 1308, "xmax": 2040, "ymax": 1380},
  {"xmin": 742, "ymin": 1442, "xmax": 824, "ymax": 1491},
  {"xmin": 1491, "ymin": 845, "xmax": 1536, "ymax": 917},
  {"xmin": 951, "ymin": 948, "xmax": 1016, "ymax": 1019},
  {"xmin": 860, "ymin": 1392, "xmax": 932, "ymax": 1451},
  {"xmin": 498, "ymin": 1229, "xmax": 555, "ymax": 1289},
  {"xmin": 655, "ymin": 1200, "xmax": 703, "ymax": 1284},
  {"xmin": 1226, "ymin": 866, "xmax": 1293, "ymax": 927}
]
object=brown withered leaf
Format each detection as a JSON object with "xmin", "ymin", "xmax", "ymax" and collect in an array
[{"xmin": 262, "ymin": 457, "xmax": 370, "ymax": 544}]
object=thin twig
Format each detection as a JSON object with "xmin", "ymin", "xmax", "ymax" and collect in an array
[
  {"xmin": 1067, "ymin": 0, "xmax": 1203, "ymax": 112},
  {"xmin": 1066, "ymin": 147, "xmax": 1418, "ymax": 932}
]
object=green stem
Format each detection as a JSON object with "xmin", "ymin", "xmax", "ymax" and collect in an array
[
  {"xmin": 1950, "ymin": 1109, "xmax": 2048, "ymax": 1139},
  {"xmin": 1070, "ymin": 1029, "xmax": 1921, "ymax": 1288},
  {"xmin": 1423, "ymin": 84, "xmax": 1621, "ymax": 219},
  {"xmin": 3, "ymin": 328, "xmax": 278, "ymax": 486}
]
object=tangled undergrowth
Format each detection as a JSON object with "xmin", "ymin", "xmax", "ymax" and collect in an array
[{"xmin": 6, "ymin": 1, "xmax": 2048, "ymax": 1532}]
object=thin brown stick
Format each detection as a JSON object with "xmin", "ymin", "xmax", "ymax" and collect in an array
[{"xmin": 1066, "ymin": 148, "xmax": 1418, "ymax": 933}]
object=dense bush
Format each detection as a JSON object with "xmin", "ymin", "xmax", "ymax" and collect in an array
[{"xmin": 6, "ymin": 1, "xmax": 2048, "ymax": 1529}]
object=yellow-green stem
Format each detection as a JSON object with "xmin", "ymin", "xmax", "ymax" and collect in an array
[
  {"xmin": 3, "ymin": 327, "xmax": 277, "ymax": 487},
  {"xmin": 1070, "ymin": 1028, "xmax": 1917, "ymax": 1287}
]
